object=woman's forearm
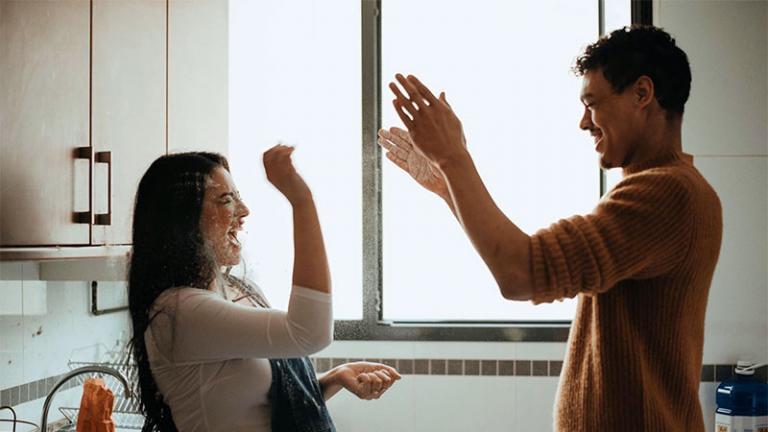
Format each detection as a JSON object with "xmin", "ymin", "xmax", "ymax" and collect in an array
[
  {"xmin": 318, "ymin": 369, "xmax": 344, "ymax": 400},
  {"xmin": 291, "ymin": 195, "xmax": 331, "ymax": 294}
]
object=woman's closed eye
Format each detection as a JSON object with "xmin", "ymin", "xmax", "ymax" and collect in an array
[{"xmin": 218, "ymin": 192, "xmax": 239, "ymax": 204}]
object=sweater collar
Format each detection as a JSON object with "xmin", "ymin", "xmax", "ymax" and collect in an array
[{"xmin": 622, "ymin": 150, "xmax": 693, "ymax": 176}]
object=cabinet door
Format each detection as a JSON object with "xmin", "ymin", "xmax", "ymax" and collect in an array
[
  {"xmin": 91, "ymin": 0, "xmax": 166, "ymax": 245},
  {"xmin": 0, "ymin": 0, "xmax": 90, "ymax": 246},
  {"xmin": 168, "ymin": 0, "xmax": 228, "ymax": 156}
]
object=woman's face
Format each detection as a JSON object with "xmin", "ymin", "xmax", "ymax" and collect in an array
[{"xmin": 200, "ymin": 167, "xmax": 250, "ymax": 267}]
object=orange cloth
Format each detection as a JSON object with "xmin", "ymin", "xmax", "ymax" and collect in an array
[
  {"xmin": 76, "ymin": 378, "xmax": 116, "ymax": 432},
  {"xmin": 530, "ymin": 152, "xmax": 722, "ymax": 431}
]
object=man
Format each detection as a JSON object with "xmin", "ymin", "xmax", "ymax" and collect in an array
[{"xmin": 379, "ymin": 26, "xmax": 722, "ymax": 431}]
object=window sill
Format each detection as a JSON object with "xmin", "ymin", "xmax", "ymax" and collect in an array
[{"xmin": 334, "ymin": 320, "xmax": 570, "ymax": 342}]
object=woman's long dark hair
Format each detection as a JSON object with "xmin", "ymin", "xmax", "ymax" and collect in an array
[{"xmin": 128, "ymin": 152, "xmax": 229, "ymax": 432}]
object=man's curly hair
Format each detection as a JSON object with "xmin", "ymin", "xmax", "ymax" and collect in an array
[{"xmin": 573, "ymin": 25, "xmax": 691, "ymax": 117}]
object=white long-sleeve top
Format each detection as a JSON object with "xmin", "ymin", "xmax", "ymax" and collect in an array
[{"xmin": 144, "ymin": 284, "xmax": 333, "ymax": 432}]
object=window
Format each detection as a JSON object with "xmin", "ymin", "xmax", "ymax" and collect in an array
[
  {"xmin": 229, "ymin": 0, "xmax": 362, "ymax": 319},
  {"xmin": 381, "ymin": 0, "xmax": 598, "ymax": 322},
  {"xmin": 230, "ymin": 0, "xmax": 637, "ymax": 339}
]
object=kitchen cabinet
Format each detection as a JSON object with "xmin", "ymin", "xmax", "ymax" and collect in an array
[
  {"xmin": 0, "ymin": 0, "xmax": 227, "ymax": 257},
  {"xmin": 91, "ymin": 0, "xmax": 166, "ymax": 245},
  {"xmin": 0, "ymin": 0, "xmax": 165, "ymax": 249},
  {"xmin": 0, "ymin": 0, "xmax": 91, "ymax": 247}
]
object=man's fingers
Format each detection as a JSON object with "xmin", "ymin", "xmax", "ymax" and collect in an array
[
  {"xmin": 389, "ymin": 82, "xmax": 419, "ymax": 117},
  {"xmin": 395, "ymin": 73, "xmax": 428, "ymax": 110},
  {"xmin": 440, "ymin": 91, "xmax": 452, "ymax": 108},
  {"xmin": 388, "ymin": 79, "xmax": 410, "ymax": 102},
  {"xmin": 393, "ymin": 100, "xmax": 415, "ymax": 130},
  {"xmin": 407, "ymin": 75, "xmax": 439, "ymax": 106}
]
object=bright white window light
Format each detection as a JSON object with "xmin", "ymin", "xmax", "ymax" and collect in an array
[
  {"xmin": 381, "ymin": 0, "xmax": 603, "ymax": 321},
  {"xmin": 229, "ymin": 0, "xmax": 362, "ymax": 318},
  {"xmin": 229, "ymin": 0, "xmax": 630, "ymax": 323}
]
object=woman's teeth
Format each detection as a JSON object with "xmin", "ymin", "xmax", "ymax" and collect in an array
[{"xmin": 227, "ymin": 231, "xmax": 240, "ymax": 246}]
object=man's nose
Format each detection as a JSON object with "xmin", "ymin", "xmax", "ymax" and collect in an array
[{"xmin": 579, "ymin": 106, "xmax": 592, "ymax": 131}]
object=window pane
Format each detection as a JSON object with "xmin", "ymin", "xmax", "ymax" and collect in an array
[
  {"xmin": 382, "ymin": 0, "xmax": 599, "ymax": 320},
  {"xmin": 605, "ymin": 0, "xmax": 632, "ymax": 34},
  {"xmin": 229, "ymin": 0, "xmax": 362, "ymax": 318}
]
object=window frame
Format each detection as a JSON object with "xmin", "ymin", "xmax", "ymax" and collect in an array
[{"xmin": 334, "ymin": 0, "xmax": 653, "ymax": 342}]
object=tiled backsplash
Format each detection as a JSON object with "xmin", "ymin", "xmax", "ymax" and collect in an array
[
  {"xmin": 312, "ymin": 358, "xmax": 764, "ymax": 382},
  {"xmin": 312, "ymin": 357, "xmax": 565, "ymax": 377},
  {"xmin": 0, "ymin": 372, "xmax": 81, "ymax": 407},
  {"xmin": 3, "ymin": 359, "xmax": 762, "ymax": 409}
]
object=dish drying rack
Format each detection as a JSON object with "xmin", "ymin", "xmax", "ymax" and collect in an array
[{"xmin": 58, "ymin": 348, "xmax": 143, "ymax": 430}]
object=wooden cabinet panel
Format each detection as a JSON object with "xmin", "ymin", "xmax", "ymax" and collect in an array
[
  {"xmin": 1, "ymin": 0, "xmax": 229, "ymax": 254},
  {"xmin": 91, "ymin": 0, "xmax": 166, "ymax": 245},
  {"xmin": 0, "ymin": 0, "xmax": 91, "ymax": 246}
]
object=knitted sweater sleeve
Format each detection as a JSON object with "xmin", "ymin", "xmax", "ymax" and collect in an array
[{"xmin": 529, "ymin": 170, "xmax": 693, "ymax": 304}]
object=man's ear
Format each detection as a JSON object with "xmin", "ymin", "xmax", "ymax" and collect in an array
[{"xmin": 634, "ymin": 75, "xmax": 655, "ymax": 109}]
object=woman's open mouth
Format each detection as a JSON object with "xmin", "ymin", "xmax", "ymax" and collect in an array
[{"xmin": 227, "ymin": 229, "xmax": 241, "ymax": 247}]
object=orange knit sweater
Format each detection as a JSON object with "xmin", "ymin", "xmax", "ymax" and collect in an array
[{"xmin": 530, "ymin": 152, "xmax": 722, "ymax": 431}]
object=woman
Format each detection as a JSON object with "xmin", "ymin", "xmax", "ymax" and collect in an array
[{"xmin": 128, "ymin": 146, "xmax": 400, "ymax": 432}]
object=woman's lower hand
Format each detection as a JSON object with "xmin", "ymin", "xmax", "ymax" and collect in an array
[
  {"xmin": 335, "ymin": 362, "xmax": 401, "ymax": 400},
  {"xmin": 263, "ymin": 144, "xmax": 312, "ymax": 205}
]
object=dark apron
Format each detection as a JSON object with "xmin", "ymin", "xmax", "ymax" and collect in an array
[{"xmin": 269, "ymin": 357, "xmax": 336, "ymax": 432}]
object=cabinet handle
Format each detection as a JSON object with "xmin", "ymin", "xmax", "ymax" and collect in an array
[
  {"xmin": 94, "ymin": 151, "xmax": 112, "ymax": 225},
  {"xmin": 72, "ymin": 147, "xmax": 92, "ymax": 224}
]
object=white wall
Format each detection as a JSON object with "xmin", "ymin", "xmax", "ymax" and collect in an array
[
  {"xmin": 656, "ymin": 0, "xmax": 768, "ymax": 365},
  {"xmin": 321, "ymin": 1, "xmax": 768, "ymax": 431},
  {"xmin": 317, "ymin": 341, "xmax": 723, "ymax": 431},
  {"xmin": 0, "ymin": 262, "xmax": 131, "ymax": 427},
  {"xmin": 319, "ymin": 341, "xmax": 564, "ymax": 432}
]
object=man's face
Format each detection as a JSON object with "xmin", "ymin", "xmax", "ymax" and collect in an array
[{"xmin": 579, "ymin": 69, "xmax": 640, "ymax": 169}]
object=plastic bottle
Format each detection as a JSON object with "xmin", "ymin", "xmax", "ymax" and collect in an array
[{"xmin": 715, "ymin": 360, "xmax": 768, "ymax": 432}]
